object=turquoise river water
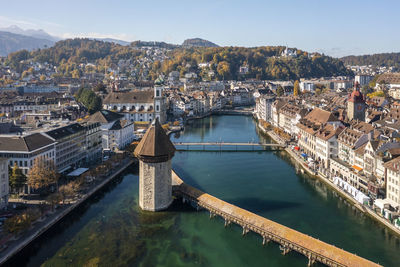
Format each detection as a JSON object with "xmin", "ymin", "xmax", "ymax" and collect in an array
[{"xmin": 6, "ymin": 115, "xmax": 400, "ymax": 267}]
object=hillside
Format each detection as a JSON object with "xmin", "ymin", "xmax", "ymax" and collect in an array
[
  {"xmin": 182, "ymin": 38, "xmax": 219, "ymax": 48},
  {"xmin": 340, "ymin": 52, "xmax": 400, "ymax": 68},
  {"xmin": 5, "ymin": 38, "xmax": 352, "ymax": 81},
  {"xmin": 0, "ymin": 31, "xmax": 55, "ymax": 56}
]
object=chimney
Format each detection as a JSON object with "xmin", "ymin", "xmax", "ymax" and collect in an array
[{"xmin": 368, "ymin": 131, "xmax": 373, "ymax": 141}]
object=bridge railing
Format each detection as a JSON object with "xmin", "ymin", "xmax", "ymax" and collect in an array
[{"xmin": 173, "ymin": 185, "xmax": 381, "ymax": 267}]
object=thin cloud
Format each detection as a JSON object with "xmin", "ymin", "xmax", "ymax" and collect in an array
[{"xmin": 0, "ymin": 15, "xmax": 37, "ymax": 28}]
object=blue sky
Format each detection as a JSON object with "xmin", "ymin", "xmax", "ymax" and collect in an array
[{"xmin": 0, "ymin": 0, "xmax": 399, "ymax": 57}]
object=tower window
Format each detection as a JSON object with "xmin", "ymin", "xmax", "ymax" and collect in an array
[
  {"xmin": 156, "ymin": 90, "xmax": 160, "ymax": 97},
  {"xmin": 156, "ymin": 105, "xmax": 159, "ymax": 111}
]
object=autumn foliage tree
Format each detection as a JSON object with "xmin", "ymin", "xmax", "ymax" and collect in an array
[
  {"xmin": 27, "ymin": 158, "xmax": 59, "ymax": 191},
  {"xmin": 293, "ymin": 80, "xmax": 300, "ymax": 96}
]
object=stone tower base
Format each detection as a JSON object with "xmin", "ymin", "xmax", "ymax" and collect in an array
[{"xmin": 139, "ymin": 160, "xmax": 172, "ymax": 211}]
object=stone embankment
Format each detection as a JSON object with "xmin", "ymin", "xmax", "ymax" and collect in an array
[{"xmin": 0, "ymin": 159, "xmax": 136, "ymax": 265}]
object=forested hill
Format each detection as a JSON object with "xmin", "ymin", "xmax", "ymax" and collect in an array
[
  {"xmin": 340, "ymin": 52, "xmax": 400, "ymax": 68},
  {"xmin": 5, "ymin": 38, "xmax": 353, "ymax": 80}
]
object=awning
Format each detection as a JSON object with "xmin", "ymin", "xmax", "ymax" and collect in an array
[
  {"xmin": 301, "ymin": 153, "xmax": 307, "ymax": 158},
  {"xmin": 67, "ymin": 168, "xmax": 89, "ymax": 177},
  {"xmin": 294, "ymin": 146, "xmax": 300, "ymax": 151},
  {"xmin": 352, "ymin": 165, "xmax": 363, "ymax": 172}
]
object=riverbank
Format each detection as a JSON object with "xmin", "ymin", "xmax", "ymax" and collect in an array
[
  {"xmin": 0, "ymin": 158, "xmax": 136, "ymax": 265},
  {"xmin": 257, "ymin": 121, "xmax": 400, "ymax": 237}
]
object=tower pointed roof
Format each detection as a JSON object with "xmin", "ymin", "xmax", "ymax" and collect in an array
[{"xmin": 134, "ymin": 118, "xmax": 175, "ymax": 162}]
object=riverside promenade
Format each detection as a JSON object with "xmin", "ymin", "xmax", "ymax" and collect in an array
[
  {"xmin": 257, "ymin": 123, "xmax": 400, "ymax": 237},
  {"xmin": 0, "ymin": 158, "xmax": 136, "ymax": 265},
  {"xmin": 172, "ymin": 172, "xmax": 381, "ymax": 267}
]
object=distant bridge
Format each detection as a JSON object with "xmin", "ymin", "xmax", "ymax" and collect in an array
[
  {"xmin": 172, "ymin": 172, "xmax": 381, "ymax": 267},
  {"xmin": 173, "ymin": 142, "xmax": 285, "ymax": 151},
  {"xmin": 213, "ymin": 109, "xmax": 254, "ymax": 116}
]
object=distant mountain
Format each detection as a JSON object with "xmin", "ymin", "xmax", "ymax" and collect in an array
[
  {"xmin": 130, "ymin": 40, "xmax": 179, "ymax": 49},
  {"xmin": 0, "ymin": 25, "xmax": 60, "ymax": 42},
  {"xmin": 0, "ymin": 31, "xmax": 55, "ymax": 56},
  {"xmin": 340, "ymin": 52, "xmax": 400, "ymax": 68},
  {"xmin": 182, "ymin": 38, "xmax": 219, "ymax": 48},
  {"xmin": 91, "ymin": 38, "xmax": 130, "ymax": 46}
]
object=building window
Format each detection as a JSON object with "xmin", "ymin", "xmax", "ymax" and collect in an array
[{"xmin": 156, "ymin": 105, "xmax": 159, "ymax": 111}]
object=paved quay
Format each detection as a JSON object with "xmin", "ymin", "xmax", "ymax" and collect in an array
[{"xmin": 0, "ymin": 159, "xmax": 136, "ymax": 265}]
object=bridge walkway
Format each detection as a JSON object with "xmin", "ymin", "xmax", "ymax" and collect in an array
[{"xmin": 172, "ymin": 172, "xmax": 381, "ymax": 267}]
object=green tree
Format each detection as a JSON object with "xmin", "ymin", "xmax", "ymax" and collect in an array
[
  {"xmin": 293, "ymin": 80, "xmax": 300, "ymax": 96},
  {"xmin": 276, "ymin": 85, "xmax": 284, "ymax": 96},
  {"xmin": 9, "ymin": 164, "xmax": 27, "ymax": 194},
  {"xmin": 75, "ymin": 88, "xmax": 103, "ymax": 114}
]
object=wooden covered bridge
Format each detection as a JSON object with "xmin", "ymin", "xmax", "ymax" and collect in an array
[{"xmin": 172, "ymin": 172, "xmax": 381, "ymax": 267}]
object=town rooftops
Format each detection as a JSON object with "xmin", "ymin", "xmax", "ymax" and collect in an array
[
  {"xmin": 303, "ymin": 107, "xmax": 338, "ymax": 125},
  {"xmin": 103, "ymin": 90, "xmax": 154, "ymax": 104},
  {"xmin": 134, "ymin": 118, "xmax": 175, "ymax": 163},
  {"xmin": 109, "ymin": 120, "xmax": 131, "ymax": 130},
  {"xmin": 0, "ymin": 133, "xmax": 54, "ymax": 152},
  {"xmin": 87, "ymin": 110, "xmax": 123, "ymax": 123},
  {"xmin": 377, "ymin": 72, "xmax": 400, "ymax": 85},
  {"xmin": 315, "ymin": 124, "xmax": 344, "ymax": 141},
  {"xmin": 45, "ymin": 123, "xmax": 85, "ymax": 140}
]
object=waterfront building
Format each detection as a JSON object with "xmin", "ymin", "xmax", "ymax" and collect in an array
[
  {"xmin": 45, "ymin": 123, "xmax": 86, "ymax": 172},
  {"xmin": 315, "ymin": 124, "xmax": 344, "ymax": 171},
  {"xmin": 254, "ymin": 89, "xmax": 275, "ymax": 122},
  {"xmin": 0, "ymin": 133, "xmax": 55, "ymax": 175},
  {"xmin": 347, "ymin": 82, "xmax": 366, "ymax": 122},
  {"xmin": 271, "ymin": 100, "xmax": 286, "ymax": 127},
  {"xmin": 82, "ymin": 122, "xmax": 103, "ymax": 164},
  {"xmin": 297, "ymin": 108, "xmax": 340, "ymax": 159},
  {"xmin": 384, "ymin": 156, "xmax": 400, "ymax": 209},
  {"xmin": 0, "ymin": 158, "xmax": 9, "ymax": 209},
  {"xmin": 278, "ymin": 103, "xmax": 308, "ymax": 138},
  {"xmin": 134, "ymin": 118, "xmax": 176, "ymax": 211},
  {"xmin": 87, "ymin": 110, "xmax": 135, "ymax": 152}
]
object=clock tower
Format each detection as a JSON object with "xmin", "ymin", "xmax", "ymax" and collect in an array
[{"xmin": 347, "ymin": 82, "xmax": 365, "ymax": 122}]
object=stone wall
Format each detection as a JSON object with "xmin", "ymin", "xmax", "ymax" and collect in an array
[{"xmin": 139, "ymin": 160, "xmax": 172, "ymax": 211}]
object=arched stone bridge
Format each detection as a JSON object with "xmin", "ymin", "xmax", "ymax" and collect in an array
[{"xmin": 172, "ymin": 172, "xmax": 381, "ymax": 267}]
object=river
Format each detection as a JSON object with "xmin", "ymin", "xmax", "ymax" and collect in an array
[{"xmin": 7, "ymin": 115, "xmax": 400, "ymax": 267}]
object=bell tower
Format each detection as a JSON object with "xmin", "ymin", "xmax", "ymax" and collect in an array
[
  {"xmin": 154, "ymin": 77, "xmax": 166, "ymax": 124},
  {"xmin": 134, "ymin": 118, "xmax": 176, "ymax": 211},
  {"xmin": 347, "ymin": 82, "xmax": 365, "ymax": 121}
]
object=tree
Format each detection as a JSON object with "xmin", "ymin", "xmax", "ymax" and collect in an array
[
  {"xmin": 75, "ymin": 88, "xmax": 103, "ymax": 114},
  {"xmin": 39, "ymin": 75, "xmax": 46, "ymax": 81},
  {"xmin": 9, "ymin": 164, "xmax": 27, "ymax": 194},
  {"xmin": 216, "ymin": 61, "xmax": 230, "ymax": 80},
  {"xmin": 27, "ymin": 158, "xmax": 59, "ymax": 191},
  {"xmin": 59, "ymin": 183, "xmax": 75, "ymax": 204},
  {"xmin": 293, "ymin": 80, "xmax": 300, "ymax": 96},
  {"xmin": 93, "ymin": 83, "xmax": 107, "ymax": 93},
  {"xmin": 276, "ymin": 85, "xmax": 284, "ymax": 97},
  {"xmin": 46, "ymin": 192, "xmax": 62, "ymax": 211}
]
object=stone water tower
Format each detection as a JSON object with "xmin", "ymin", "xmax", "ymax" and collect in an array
[{"xmin": 134, "ymin": 118, "xmax": 176, "ymax": 211}]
